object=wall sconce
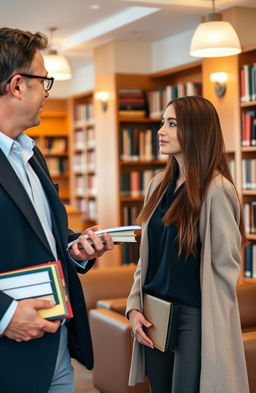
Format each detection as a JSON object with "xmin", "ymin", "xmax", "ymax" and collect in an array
[
  {"xmin": 95, "ymin": 91, "xmax": 109, "ymax": 112},
  {"xmin": 210, "ymin": 72, "xmax": 228, "ymax": 97}
]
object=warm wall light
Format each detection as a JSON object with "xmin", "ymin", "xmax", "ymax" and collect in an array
[
  {"xmin": 210, "ymin": 72, "xmax": 228, "ymax": 97},
  {"xmin": 190, "ymin": 0, "xmax": 241, "ymax": 58},
  {"xmin": 95, "ymin": 91, "xmax": 109, "ymax": 112},
  {"xmin": 43, "ymin": 27, "xmax": 72, "ymax": 81}
]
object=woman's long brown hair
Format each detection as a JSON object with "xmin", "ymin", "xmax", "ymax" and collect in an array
[{"xmin": 137, "ymin": 96, "xmax": 245, "ymax": 256}]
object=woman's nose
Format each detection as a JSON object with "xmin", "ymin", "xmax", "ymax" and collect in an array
[{"xmin": 158, "ymin": 125, "xmax": 165, "ymax": 135}]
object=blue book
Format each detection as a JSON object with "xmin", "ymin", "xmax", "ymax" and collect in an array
[{"xmin": 244, "ymin": 244, "xmax": 253, "ymax": 278}]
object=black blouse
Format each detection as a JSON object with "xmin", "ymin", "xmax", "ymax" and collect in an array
[{"xmin": 143, "ymin": 177, "xmax": 201, "ymax": 308}]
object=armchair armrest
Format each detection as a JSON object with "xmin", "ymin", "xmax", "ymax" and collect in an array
[
  {"xmin": 96, "ymin": 297, "xmax": 127, "ymax": 314},
  {"xmin": 243, "ymin": 331, "xmax": 256, "ymax": 393}
]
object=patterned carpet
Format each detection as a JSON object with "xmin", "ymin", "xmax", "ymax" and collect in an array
[{"xmin": 72, "ymin": 359, "xmax": 100, "ymax": 393}]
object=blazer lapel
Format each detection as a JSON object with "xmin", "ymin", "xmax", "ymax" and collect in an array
[
  {"xmin": 29, "ymin": 153, "xmax": 68, "ymax": 253},
  {"xmin": 0, "ymin": 150, "xmax": 52, "ymax": 254}
]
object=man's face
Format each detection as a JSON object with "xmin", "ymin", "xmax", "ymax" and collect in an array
[{"xmin": 21, "ymin": 49, "xmax": 49, "ymax": 129}]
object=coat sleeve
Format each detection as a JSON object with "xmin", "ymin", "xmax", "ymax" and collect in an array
[{"xmin": 208, "ymin": 180, "xmax": 242, "ymax": 294}]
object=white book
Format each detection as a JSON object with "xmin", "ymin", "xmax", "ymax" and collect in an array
[{"xmin": 67, "ymin": 225, "xmax": 141, "ymax": 249}]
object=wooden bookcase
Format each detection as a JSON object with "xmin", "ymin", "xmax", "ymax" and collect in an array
[
  {"xmin": 203, "ymin": 46, "xmax": 256, "ymax": 284},
  {"xmin": 96, "ymin": 61, "xmax": 202, "ymax": 266},
  {"xmin": 69, "ymin": 91, "xmax": 97, "ymax": 229},
  {"xmin": 25, "ymin": 98, "xmax": 70, "ymax": 204},
  {"xmin": 238, "ymin": 46, "xmax": 256, "ymax": 283}
]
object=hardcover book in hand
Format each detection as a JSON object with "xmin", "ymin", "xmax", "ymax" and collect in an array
[
  {"xmin": 0, "ymin": 261, "xmax": 73, "ymax": 321},
  {"xmin": 143, "ymin": 293, "xmax": 179, "ymax": 352},
  {"xmin": 67, "ymin": 225, "xmax": 141, "ymax": 249}
]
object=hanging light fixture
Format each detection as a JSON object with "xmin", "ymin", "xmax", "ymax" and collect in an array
[
  {"xmin": 190, "ymin": 0, "xmax": 241, "ymax": 58},
  {"xmin": 43, "ymin": 27, "xmax": 72, "ymax": 80}
]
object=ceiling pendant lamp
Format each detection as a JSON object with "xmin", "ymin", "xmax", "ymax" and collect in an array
[
  {"xmin": 43, "ymin": 27, "xmax": 72, "ymax": 81},
  {"xmin": 190, "ymin": 0, "xmax": 241, "ymax": 58}
]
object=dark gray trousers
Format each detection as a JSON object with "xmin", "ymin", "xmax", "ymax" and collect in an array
[{"xmin": 145, "ymin": 305, "xmax": 201, "ymax": 393}]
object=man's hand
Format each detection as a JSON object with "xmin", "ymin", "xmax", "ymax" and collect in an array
[
  {"xmin": 129, "ymin": 309, "xmax": 154, "ymax": 348},
  {"xmin": 69, "ymin": 227, "xmax": 114, "ymax": 261},
  {"xmin": 4, "ymin": 299, "xmax": 60, "ymax": 342}
]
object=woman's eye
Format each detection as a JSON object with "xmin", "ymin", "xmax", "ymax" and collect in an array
[{"xmin": 169, "ymin": 121, "xmax": 177, "ymax": 127}]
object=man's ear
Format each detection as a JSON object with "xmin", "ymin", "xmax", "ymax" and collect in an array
[{"xmin": 7, "ymin": 75, "xmax": 23, "ymax": 98}]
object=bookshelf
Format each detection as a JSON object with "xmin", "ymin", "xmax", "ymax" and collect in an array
[
  {"xmin": 69, "ymin": 91, "xmax": 97, "ymax": 228},
  {"xmin": 203, "ymin": 46, "xmax": 256, "ymax": 284},
  {"xmin": 96, "ymin": 61, "xmax": 202, "ymax": 266},
  {"xmin": 239, "ymin": 47, "xmax": 256, "ymax": 282},
  {"xmin": 25, "ymin": 99, "xmax": 70, "ymax": 204}
]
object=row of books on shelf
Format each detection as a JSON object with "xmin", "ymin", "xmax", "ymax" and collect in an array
[
  {"xmin": 46, "ymin": 157, "xmax": 68, "ymax": 176},
  {"xmin": 120, "ymin": 126, "xmax": 167, "ymax": 162},
  {"xmin": 123, "ymin": 205, "xmax": 141, "ymax": 226},
  {"xmin": 44, "ymin": 137, "xmax": 68, "ymax": 154},
  {"xmin": 121, "ymin": 169, "xmax": 160, "ymax": 197},
  {"xmin": 244, "ymin": 243, "xmax": 256, "ymax": 278},
  {"xmin": 241, "ymin": 110, "xmax": 256, "ymax": 146},
  {"xmin": 74, "ymin": 127, "xmax": 95, "ymax": 149},
  {"xmin": 118, "ymin": 84, "xmax": 202, "ymax": 118},
  {"xmin": 75, "ymin": 174, "xmax": 96, "ymax": 196},
  {"xmin": 146, "ymin": 83, "xmax": 202, "ymax": 118},
  {"xmin": 74, "ymin": 103, "xmax": 94, "ymax": 125},
  {"xmin": 73, "ymin": 151, "xmax": 96, "ymax": 173},
  {"xmin": 242, "ymin": 159, "xmax": 256, "ymax": 189},
  {"xmin": 119, "ymin": 89, "xmax": 147, "ymax": 112},
  {"xmin": 240, "ymin": 63, "xmax": 256, "ymax": 103},
  {"xmin": 244, "ymin": 202, "xmax": 256, "ymax": 234},
  {"xmin": 75, "ymin": 198, "xmax": 97, "ymax": 220}
]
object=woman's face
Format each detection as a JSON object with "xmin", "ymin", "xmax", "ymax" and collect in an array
[{"xmin": 158, "ymin": 104, "xmax": 182, "ymax": 157}]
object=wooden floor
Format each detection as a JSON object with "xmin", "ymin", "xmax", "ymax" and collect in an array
[{"xmin": 72, "ymin": 359, "xmax": 100, "ymax": 393}]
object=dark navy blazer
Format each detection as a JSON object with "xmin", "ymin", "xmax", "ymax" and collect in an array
[{"xmin": 0, "ymin": 145, "xmax": 94, "ymax": 393}]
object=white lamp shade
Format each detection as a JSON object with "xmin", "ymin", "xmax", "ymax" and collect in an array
[
  {"xmin": 43, "ymin": 54, "xmax": 72, "ymax": 80},
  {"xmin": 190, "ymin": 20, "xmax": 241, "ymax": 58}
]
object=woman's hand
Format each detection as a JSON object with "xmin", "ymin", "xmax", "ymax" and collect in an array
[{"xmin": 129, "ymin": 309, "xmax": 154, "ymax": 348}]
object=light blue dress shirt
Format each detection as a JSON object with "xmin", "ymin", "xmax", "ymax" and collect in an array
[{"xmin": 0, "ymin": 132, "xmax": 87, "ymax": 334}]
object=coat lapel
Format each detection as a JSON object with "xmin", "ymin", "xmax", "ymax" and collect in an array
[
  {"xmin": 29, "ymin": 152, "xmax": 68, "ymax": 254},
  {"xmin": 0, "ymin": 149, "xmax": 51, "ymax": 254}
]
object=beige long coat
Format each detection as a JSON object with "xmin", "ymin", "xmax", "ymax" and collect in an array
[{"xmin": 126, "ymin": 173, "xmax": 250, "ymax": 393}]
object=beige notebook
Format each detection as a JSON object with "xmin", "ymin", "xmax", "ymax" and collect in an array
[{"xmin": 143, "ymin": 293, "xmax": 179, "ymax": 352}]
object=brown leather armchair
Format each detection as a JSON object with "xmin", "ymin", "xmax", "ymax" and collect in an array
[
  {"xmin": 81, "ymin": 268, "xmax": 256, "ymax": 393},
  {"xmin": 79, "ymin": 265, "xmax": 149, "ymax": 393}
]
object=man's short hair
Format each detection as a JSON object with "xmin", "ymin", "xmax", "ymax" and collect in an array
[{"xmin": 0, "ymin": 27, "xmax": 48, "ymax": 95}]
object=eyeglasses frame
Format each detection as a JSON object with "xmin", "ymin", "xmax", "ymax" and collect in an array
[{"xmin": 7, "ymin": 73, "xmax": 54, "ymax": 91}]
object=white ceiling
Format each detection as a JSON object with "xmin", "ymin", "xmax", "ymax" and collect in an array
[{"xmin": 1, "ymin": 0, "xmax": 256, "ymax": 62}]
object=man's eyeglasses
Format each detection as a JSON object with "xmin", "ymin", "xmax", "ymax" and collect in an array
[{"xmin": 7, "ymin": 73, "xmax": 54, "ymax": 91}]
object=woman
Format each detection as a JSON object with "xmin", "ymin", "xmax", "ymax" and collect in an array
[{"xmin": 126, "ymin": 96, "xmax": 249, "ymax": 393}]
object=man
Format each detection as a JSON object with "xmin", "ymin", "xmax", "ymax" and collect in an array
[{"xmin": 0, "ymin": 27, "xmax": 114, "ymax": 393}]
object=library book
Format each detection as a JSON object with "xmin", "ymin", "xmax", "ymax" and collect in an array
[
  {"xmin": 67, "ymin": 225, "xmax": 141, "ymax": 249},
  {"xmin": 0, "ymin": 261, "xmax": 73, "ymax": 321}
]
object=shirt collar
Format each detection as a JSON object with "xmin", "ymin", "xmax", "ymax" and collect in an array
[{"xmin": 0, "ymin": 131, "xmax": 35, "ymax": 158}]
